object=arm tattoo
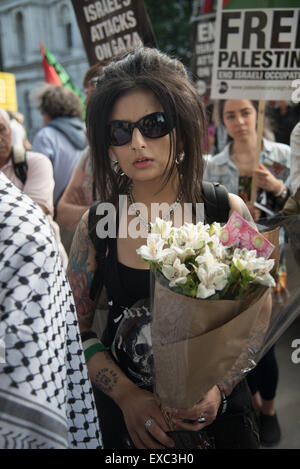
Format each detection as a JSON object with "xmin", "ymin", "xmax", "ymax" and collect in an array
[
  {"xmin": 95, "ymin": 368, "xmax": 118, "ymax": 395},
  {"xmin": 68, "ymin": 217, "xmax": 90, "ymax": 268},
  {"xmin": 67, "ymin": 217, "xmax": 96, "ymax": 330}
]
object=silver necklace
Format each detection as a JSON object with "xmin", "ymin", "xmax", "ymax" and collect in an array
[{"xmin": 128, "ymin": 187, "xmax": 183, "ymax": 233}]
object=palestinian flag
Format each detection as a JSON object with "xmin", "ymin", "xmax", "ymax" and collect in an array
[
  {"xmin": 201, "ymin": 0, "xmax": 216, "ymax": 12},
  {"xmin": 40, "ymin": 43, "xmax": 84, "ymax": 103}
]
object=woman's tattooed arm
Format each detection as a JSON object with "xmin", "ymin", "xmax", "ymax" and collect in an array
[
  {"xmin": 67, "ymin": 211, "xmax": 97, "ymax": 331},
  {"xmin": 67, "ymin": 213, "xmax": 137, "ymax": 402},
  {"xmin": 95, "ymin": 368, "xmax": 118, "ymax": 394},
  {"xmin": 88, "ymin": 348, "xmax": 137, "ymax": 401}
]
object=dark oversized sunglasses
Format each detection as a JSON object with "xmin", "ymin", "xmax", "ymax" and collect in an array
[{"xmin": 108, "ymin": 112, "xmax": 174, "ymax": 146}]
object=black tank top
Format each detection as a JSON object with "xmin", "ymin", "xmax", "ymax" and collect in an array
[{"xmin": 101, "ymin": 214, "xmax": 153, "ymax": 390}]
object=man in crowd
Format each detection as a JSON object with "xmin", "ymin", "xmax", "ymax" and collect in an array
[
  {"xmin": 0, "ymin": 171, "xmax": 102, "ymax": 449},
  {"xmin": 32, "ymin": 85, "xmax": 86, "ymax": 207}
]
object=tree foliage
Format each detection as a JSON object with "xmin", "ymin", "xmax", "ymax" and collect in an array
[{"xmin": 144, "ymin": 0, "xmax": 194, "ymax": 67}]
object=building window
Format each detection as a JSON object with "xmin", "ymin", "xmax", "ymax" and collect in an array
[
  {"xmin": 0, "ymin": 23, "xmax": 3, "ymax": 70},
  {"xmin": 15, "ymin": 11, "xmax": 26, "ymax": 59},
  {"xmin": 59, "ymin": 4, "xmax": 73, "ymax": 49},
  {"xmin": 24, "ymin": 90, "xmax": 32, "ymax": 131},
  {"xmin": 66, "ymin": 22, "xmax": 73, "ymax": 49}
]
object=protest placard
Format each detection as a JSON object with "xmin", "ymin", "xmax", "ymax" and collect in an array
[
  {"xmin": 190, "ymin": 12, "xmax": 216, "ymax": 98},
  {"xmin": 211, "ymin": 0, "xmax": 300, "ymax": 101},
  {"xmin": 0, "ymin": 73, "xmax": 17, "ymax": 112},
  {"xmin": 71, "ymin": 0, "xmax": 156, "ymax": 65}
]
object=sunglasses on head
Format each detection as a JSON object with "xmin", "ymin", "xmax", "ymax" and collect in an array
[{"xmin": 108, "ymin": 112, "xmax": 174, "ymax": 146}]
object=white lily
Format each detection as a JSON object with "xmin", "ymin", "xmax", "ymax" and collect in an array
[
  {"xmin": 195, "ymin": 264, "xmax": 230, "ymax": 296},
  {"xmin": 196, "ymin": 283, "xmax": 216, "ymax": 299},
  {"xmin": 162, "ymin": 258, "xmax": 190, "ymax": 288},
  {"xmin": 170, "ymin": 224, "xmax": 208, "ymax": 259},
  {"xmin": 232, "ymin": 248, "xmax": 275, "ymax": 287},
  {"xmin": 208, "ymin": 222, "xmax": 222, "ymax": 238},
  {"xmin": 253, "ymin": 273, "xmax": 276, "ymax": 287},
  {"xmin": 207, "ymin": 234, "xmax": 227, "ymax": 261},
  {"xmin": 195, "ymin": 246, "xmax": 230, "ymax": 298},
  {"xmin": 159, "ymin": 247, "xmax": 178, "ymax": 265},
  {"xmin": 171, "ymin": 245, "xmax": 195, "ymax": 262},
  {"xmin": 233, "ymin": 249, "xmax": 274, "ymax": 274},
  {"xmin": 136, "ymin": 233, "xmax": 165, "ymax": 262},
  {"xmin": 150, "ymin": 218, "xmax": 173, "ymax": 241}
]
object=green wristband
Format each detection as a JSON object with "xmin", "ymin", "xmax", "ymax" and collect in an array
[{"xmin": 84, "ymin": 343, "xmax": 108, "ymax": 362}]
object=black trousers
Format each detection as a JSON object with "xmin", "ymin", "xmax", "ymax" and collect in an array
[{"xmin": 246, "ymin": 346, "xmax": 278, "ymax": 401}]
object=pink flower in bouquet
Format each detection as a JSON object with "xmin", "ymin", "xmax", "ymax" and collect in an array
[
  {"xmin": 220, "ymin": 224, "xmax": 240, "ymax": 247},
  {"xmin": 221, "ymin": 212, "xmax": 274, "ymax": 259},
  {"xmin": 239, "ymin": 230, "xmax": 273, "ymax": 258}
]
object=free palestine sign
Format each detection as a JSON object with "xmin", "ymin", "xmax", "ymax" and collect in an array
[{"xmin": 211, "ymin": 0, "xmax": 300, "ymax": 100}]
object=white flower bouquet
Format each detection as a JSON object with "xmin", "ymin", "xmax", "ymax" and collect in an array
[{"xmin": 137, "ymin": 212, "xmax": 276, "ymax": 409}]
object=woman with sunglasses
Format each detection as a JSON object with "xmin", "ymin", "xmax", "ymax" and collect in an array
[{"xmin": 67, "ymin": 48, "xmax": 269, "ymax": 449}]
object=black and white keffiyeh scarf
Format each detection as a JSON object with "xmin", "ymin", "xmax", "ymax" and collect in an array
[{"xmin": 0, "ymin": 173, "xmax": 102, "ymax": 449}]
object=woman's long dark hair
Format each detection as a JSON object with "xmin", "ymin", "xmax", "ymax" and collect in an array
[{"xmin": 86, "ymin": 48, "xmax": 207, "ymax": 207}]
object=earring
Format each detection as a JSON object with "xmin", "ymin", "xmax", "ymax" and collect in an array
[
  {"xmin": 175, "ymin": 150, "xmax": 185, "ymax": 165},
  {"xmin": 112, "ymin": 160, "xmax": 125, "ymax": 176}
]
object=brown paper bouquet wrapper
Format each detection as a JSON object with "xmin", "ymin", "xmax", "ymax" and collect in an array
[
  {"xmin": 260, "ymin": 225, "xmax": 280, "ymax": 271},
  {"xmin": 152, "ymin": 276, "xmax": 270, "ymax": 409}
]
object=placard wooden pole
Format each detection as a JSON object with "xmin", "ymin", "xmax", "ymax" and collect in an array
[
  {"xmin": 250, "ymin": 100, "xmax": 266, "ymax": 203},
  {"xmin": 212, "ymin": 100, "xmax": 220, "ymax": 127}
]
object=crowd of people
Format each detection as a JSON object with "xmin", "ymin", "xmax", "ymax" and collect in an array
[{"xmin": 0, "ymin": 46, "xmax": 299, "ymax": 449}]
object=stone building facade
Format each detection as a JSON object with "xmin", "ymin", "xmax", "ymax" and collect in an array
[{"xmin": 0, "ymin": 0, "xmax": 89, "ymax": 140}]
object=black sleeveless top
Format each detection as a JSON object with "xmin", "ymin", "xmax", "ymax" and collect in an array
[{"xmin": 101, "ymin": 214, "xmax": 153, "ymax": 391}]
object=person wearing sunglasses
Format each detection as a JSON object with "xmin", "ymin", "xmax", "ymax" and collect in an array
[{"xmin": 67, "ymin": 48, "xmax": 270, "ymax": 449}]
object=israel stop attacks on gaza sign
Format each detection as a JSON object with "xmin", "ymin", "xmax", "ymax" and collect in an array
[
  {"xmin": 71, "ymin": 0, "xmax": 156, "ymax": 65},
  {"xmin": 210, "ymin": 0, "xmax": 300, "ymax": 101}
]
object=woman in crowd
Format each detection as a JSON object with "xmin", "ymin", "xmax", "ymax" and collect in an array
[
  {"xmin": 0, "ymin": 107, "xmax": 68, "ymax": 268},
  {"xmin": 204, "ymin": 100, "xmax": 290, "ymax": 220},
  {"xmin": 67, "ymin": 48, "xmax": 271, "ymax": 449},
  {"xmin": 204, "ymin": 99, "xmax": 291, "ymax": 447}
]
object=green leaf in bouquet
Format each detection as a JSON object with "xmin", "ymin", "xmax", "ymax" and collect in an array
[
  {"xmin": 180, "ymin": 274, "xmax": 199, "ymax": 298},
  {"xmin": 213, "ymin": 282, "xmax": 232, "ymax": 300},
  {"xmin": 224, "ymin": 275, "xmax": 244, "ymax": 299},
  {"xmin": 240, "ymin": 269, "xmax": 255, "ymax": 289},
  {"xmin": 208, "ymin": 222, "xmax": 218, "ymax": 236},
  {"xmin": 150, "ymin": 262, "xmax": 159, "ymax": 276},
  {"xmin": 184, "ymin": 255, "xmax": 197, "ymax": 268},
  {"xmin": 235, "ymin": 283, "xmax": 263, "ymax": 300},
  {"xmin": 229, "ymin": 263, "xmax": 241, "ymax": 280},
  {"xmin": 219, "ymin": 264, "xmax": 241, "ymax": 297}
]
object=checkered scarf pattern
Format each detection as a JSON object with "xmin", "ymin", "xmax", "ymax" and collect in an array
[{"xmin": 0, "ymin": 173, "xmax": 102, "ymax": 449}]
